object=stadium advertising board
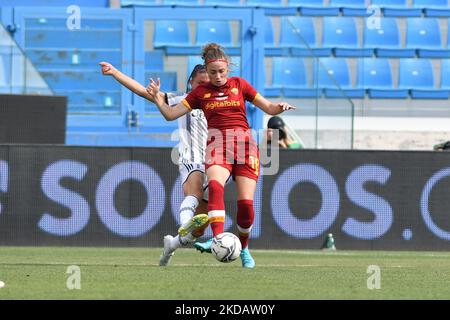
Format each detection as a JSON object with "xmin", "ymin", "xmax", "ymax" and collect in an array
[{"xmin": 0, "ymin": 146, "xmax": 449, "ymax": 250}]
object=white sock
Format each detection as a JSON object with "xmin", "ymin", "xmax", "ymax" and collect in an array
[
  {"xmin": 171, "ymin": 234, "xmax": 196, "ymax": 249},
  {"xmin": 170, "ymin": 235, "xmax": 183, "ymax": 250},
  {"xmin": 181, "ymin": 233, "xmax": 196, "ymax": 244},
  {"xmin": 179, "ymin": 195, "xmax": 199, "ymax": 225}
]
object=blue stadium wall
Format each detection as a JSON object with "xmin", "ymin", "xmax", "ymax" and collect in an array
[{"xmin": 0, "ymin": 145, "xmax": 450, "ymax": 250}]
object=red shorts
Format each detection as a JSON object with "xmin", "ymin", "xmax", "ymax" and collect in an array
[{"xmin": 205, "ymin": 136, "xmax": 260, "ymax": 181}]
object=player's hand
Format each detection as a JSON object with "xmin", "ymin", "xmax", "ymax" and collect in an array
[
  {"xmin": 278, "ymin": 102, "xmax": 296, "ymax": 111},
  {"xmin": 99, "ymin": 62, "xmax": 117, "ymax": 76},
  {"xmin": 146, "ymin": 78, "xmax": 162, "ymax": 103}
]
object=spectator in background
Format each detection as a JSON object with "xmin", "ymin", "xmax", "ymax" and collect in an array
[
  {"xmin": 433, "ymin": 141, "xmax": 450, "ymax": 151},
  {"xmin": 266, "ymin": 116, "xmax": 303, "ymax": 149}
]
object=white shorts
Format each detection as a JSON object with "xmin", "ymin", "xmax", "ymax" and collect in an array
[{"xmin": 179, "ymin": 162, "xmax": 209, "ymax": 201}]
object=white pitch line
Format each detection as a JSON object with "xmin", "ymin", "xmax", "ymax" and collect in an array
[
  {"xmin": 252, "ymin": 250, "xmax": 361, "ymax": 256},
  {"xmin": 152, "ymin": 263, "xmax": 322, "ymax": 267},
  {"xmin": 152, "ymin": 263, "xmax": 407, "ymax": 268},
  {"xmin": 0, "ymin": 262, "xmax": 408, "ymax": 268}
]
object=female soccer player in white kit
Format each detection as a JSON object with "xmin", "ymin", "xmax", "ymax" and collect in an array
[{"xmin": 99, "ymin": 62, "xmax": 210, "ymax": 266}]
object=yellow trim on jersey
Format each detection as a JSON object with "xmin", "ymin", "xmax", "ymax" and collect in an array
[
  {"xmin": 181, "ymin": 99, "xmax": 192, "ymax": 111},
  {"xmin": 252, "ymin": 93, "xmax": 261, "ymax": 103}
]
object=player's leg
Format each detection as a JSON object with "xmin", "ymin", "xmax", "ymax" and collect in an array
[
  {"xmin": 159, "ymin": 167, "xmax": 207, "ymax": 266},
  {"xmin": 193, "ymin": 164, "xmax": 230, "ymax": 253},
  {"xmin": 177, "ymin": 170, "xmax": 208, "ymax": 237},
  {"xmin": 194, "ymin": 172, "xmax": 233, "ymax": 253},
  {"xmin": 205, "ymin": 165, "xmax": 231, "ymax": 236},
  {"xmin": 235, "ymin": 174, "xmax": 257, "ymax": 269},
  {"xmin": 234, "ymin": 144, "xmax": 260, "ymax": 267}
]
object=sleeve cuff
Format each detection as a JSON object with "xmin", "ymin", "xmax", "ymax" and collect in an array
[{"xmin": 252, "ymin": 93, "xmax": 261, "ymax": 103}]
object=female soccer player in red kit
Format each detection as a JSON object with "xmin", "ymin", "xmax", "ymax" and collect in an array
[{"xmin": 147, "ymin": 43, "xmax": 296, "ymax": 268}]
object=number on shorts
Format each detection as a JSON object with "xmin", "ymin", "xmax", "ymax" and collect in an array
[{"xmin": 249, "ymin": 156, "xmax": 260, "ymax": 176}]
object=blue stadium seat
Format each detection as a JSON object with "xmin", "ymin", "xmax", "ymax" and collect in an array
[
  {"xmin": 322, "ymin": 17, "xmax": 372, "ymax": 57},
  {"xmin": 54, "ymin": 90, "xmax": 121, "ymax": 111},
  {"xmin": 41, "ymin": 69, "xmax": 124, "ymax": 110},
  {"xmin": 289, "ymin": 0, "xmax": 340, "ymax": 16},
  {"xmin": 371, "ymin": 0, "xmax": 408, "ymax": 7},
  {"xmin": 417, "ymin": 0, "xmax": 450, "ymax": 17},
  {"xmin": 187, "ymin": 56, "xmax": 203, "ymax": 76},
  {"xmin": 40, "ymin": 70, "xmax": 122, "ymax": 90},
  {"xmin": 204, "ymin": 0, "xmax": 241, "ymax": 5},
  {"xmin": 266, "ymin": 57, "xmax": 317, "ymax": 98},
  {"xmin": 329, "ymin": 0, "xmax": 369, "ymax": 17},
  {"xmin": 197, "ymin": 21, "xmax": 240, "ymax": 55},
  {"xmin": 246, "ymin": 0, "xmax": 283, "ymax": 5},
  {"xmin": 25, "ymin": 29, "xmax": 122, "ymax": 49},
  {"xmin": 316, "ymin": 58, "xmax": 365, "ymax": 98},
  {"xmin": 121, "ymin": 0, "xmax": 157, "ymax": 6},
  {"xmin": 153, "ymin": 20, "xmax": 193, "ymax": 55},
  {"xmin": 25, "ymin": 17, "xmax": 122, "ymax": 29},
  {"xmin": 26, "ymin": 49, "xmax": 122, "ymax": 69},
  {"xmin": 145, "ymin": 50, "xmax": 164, "ymax": 72},
  {"xmin": 439, "ymin": 59, "xmax": 450, "ymax": 91},
  {"xmin": 145, "ymin": 71, "xmax": 177, "ymax": 92},
  {"xmin": 280, "ymin": 17, "xmax": 331, "ymax": 57},
  {"xmin": 364, "ymin": 18, "xmax": 416, "ymax": 58},
  {"xmin": 371, "ymin": 0, "xmax": 422, "ymax": 17},
  {"xmin": 406, "ymin": 18, "xmax": 450, "ymax": 58},
  {"xmin": 17, "ymin": 0, "xmax": 108, "ymax": 6},
  {"xmin": 357, "ymin": 58, "xmax": 408, "ymax": 98},
  {"xmin": 265, "ymin": 17, "xmax": 285, "ymax": 56},
  {"xmin": 20, "ymin": 15, "xmax": 129, "ymax": 114},
  {"xmin": 288, "ymin": 0, "xmax": 324, "ymax": 5},
  {"xmin": 330, "ymin": 0, "xmax": 367, "ymax": 6},
  {"xmin": 246, "ymin": 0, "xmax": 297, "ymax": 15},
  {"xmin": 196, "ymin": 20, "xmax": 235, "ymax": 51},
  {"xmin": 413, "ymin": 0, "xmax": 448, "ymax": 8},
  {"xmin": 398, "ymin": 59, "xmax": 449, "ymax": 99}
]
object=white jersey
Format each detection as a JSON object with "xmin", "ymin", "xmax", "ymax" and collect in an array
[{"xmin": 167, "ymin": 93, "xmax": 208, "ymax": 165}]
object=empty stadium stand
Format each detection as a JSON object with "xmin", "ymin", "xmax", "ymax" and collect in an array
[
  {"xmin": 406, "ymin": 18, "xmax": 450, "ymax": 58},
  {"xmin": 317, "ymin": 57, "xmax": 365, "ymax": 98},
  {"xmin": 322, "ymin": 17, "xmax": 373, "ymax": 57},
  {"xmin": 372, "ymin": 0, "xmax": 423, "ymax": 17},
  {"xmin": 363, "ymin": 17, "xmax": 416, "ymax": 58},
  {"xmin": 280, "ymin": 16, "xmax": 332, "ymax": 56},
  {"xmin": 357, "ymin": 58, "xmax": 409, "ymax": 98},
  {"xmin": 266, "ymin": 57, "xmax": 317, "ymax": 97},
  {"xmin": 398, "ymin": 58, "xmax": 449, "ymax": 99}
]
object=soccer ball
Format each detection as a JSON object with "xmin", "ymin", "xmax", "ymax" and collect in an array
[{"xmin": 211, "ymin": 232, "xmax": 242, "ymax": 263}]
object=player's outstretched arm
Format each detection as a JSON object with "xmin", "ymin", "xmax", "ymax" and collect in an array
[
  {"xmin": 99, "ymin": 61, "xmax": 164, "ymax": 103},
  {"xmin": 252, "ymin": 94, "xmax": 296, "ymax": 115},
  {"xmin": 146, "ymin": 78, "xmax": 189, "ymax": 121}
]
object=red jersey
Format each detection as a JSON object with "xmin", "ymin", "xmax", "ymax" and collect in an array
[{"xmin": 182, "ymin": 77, "xmax": 260, "ymax": 132}]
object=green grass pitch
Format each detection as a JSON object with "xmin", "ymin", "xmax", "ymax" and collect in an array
[{"xmin": 1, "ymin": 246, "xmax": 450, "ymax": 299}]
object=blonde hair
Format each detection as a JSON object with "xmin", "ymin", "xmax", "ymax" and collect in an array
[{"xmin": 201, "ymin": 42, "xmax": 239, "ymax": 75}]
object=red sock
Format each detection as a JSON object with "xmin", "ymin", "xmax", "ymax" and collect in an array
[
  {"xmin": 207, "ymin": 180, "xmax": 225, "ymax": 237},
  {"xmin": 237, "ymin": 199, "xmax": 254, "ymax": 249}
]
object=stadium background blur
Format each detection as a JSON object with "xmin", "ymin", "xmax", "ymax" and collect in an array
[{"xmin": 1, "ymin": 0, "xmax": 450, "ymax": 300}]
